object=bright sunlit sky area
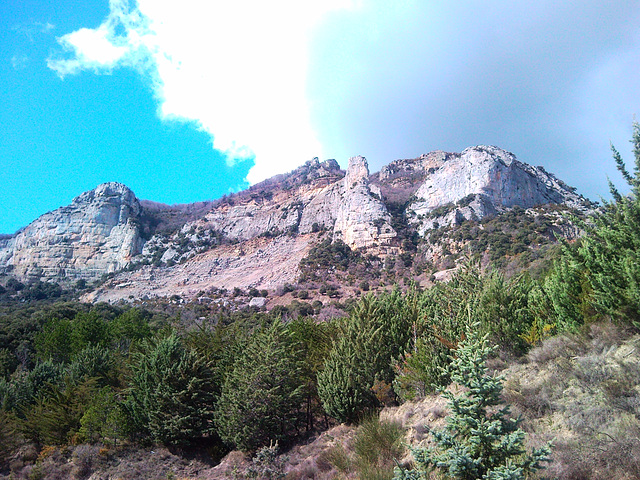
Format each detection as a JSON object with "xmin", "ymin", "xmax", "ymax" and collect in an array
[{"xmin": 1, "ymin": 0, "xmax": 640, "ymax": 233}]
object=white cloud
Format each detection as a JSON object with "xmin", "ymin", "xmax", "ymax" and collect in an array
[
  {"xmin": 48, "ymin": 0, "xmax": 356, "ymax": 184},
  {"xmin": 48, "ymin": 26, "xmax": 130, "ymax": 75}
]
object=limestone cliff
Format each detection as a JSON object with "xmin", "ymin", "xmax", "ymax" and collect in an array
[
  {"xmin": 398, "ymin": 146, "xmax": 588, "ymax": 234},
  {"xmin": 142, "ymin": 156, "xmax": 396, "ymax": 268},
  {"xmin": 0, "ymin": 146, "xmax": 590, "ymax": 294},
  {"xmin": 0, "ymin": 182, "xmax": 144, "ymax": 281},
  {"xmin": 87, "ymin": 157, "xmax": 397, "ymax": 302},
  {"xmin": 333, "ymin": 156, "xmax": 396, "ymax": 248}
]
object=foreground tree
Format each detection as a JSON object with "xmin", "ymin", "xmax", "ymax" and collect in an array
[
  {"xmin": 394, "ymin": 325, "xmax": 550, "ymax": 480},
  {"xmin": 573, "ymin": 121, "xmax": 640, "ymax": 325},
  {"xmin": 318, "ymin": 293, "xmax": 416, "ymax": 423},
  {"xmin": 126, "ymin": 335, "xmax": 217, "ymax": 446},
  {"xmin": 215, "ymin": 320, "xmax": 306, "ymax": 451}
]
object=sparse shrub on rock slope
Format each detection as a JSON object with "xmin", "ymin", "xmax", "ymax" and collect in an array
[{"xmin": 505, "ymin": 323, "xmax": 640, "ymax": 480}]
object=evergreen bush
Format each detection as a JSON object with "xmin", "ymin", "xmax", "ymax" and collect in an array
[
  {"xmin": 573, "ymin": 122, "xmax": 640, "ymax": 324},
  {"xmin": 318, "ymin": 293, "xmax": 414, "ymax": 423},
  {"xmin": 215, "ymin": 320, "xmax": 306, "ymax": 451}
]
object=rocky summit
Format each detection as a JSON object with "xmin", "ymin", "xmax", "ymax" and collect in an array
[
  {"xmin": 0, "ymin": 146, "xmax": 590, "ymax": 300},
  {"xmin": 0, "ymin": 182, "xmax": 144, "ymax": 281}
]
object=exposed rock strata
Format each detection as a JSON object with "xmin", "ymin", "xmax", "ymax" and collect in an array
[
  {"xmin": 403, "ymin": 146, "xmax": 587, "ymax": 234},
  {"xmin": 0, "ymin": 183, "xmax": 143, "ymax": 281}
]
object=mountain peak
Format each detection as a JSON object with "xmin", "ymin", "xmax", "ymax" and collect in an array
[
  {"xmin": 345, "ymin": 155, "xmax": 369, "ymax": 188},
  {"xmin": 72, "ymin": 182, "xmax": 137, "ymax": 204}
]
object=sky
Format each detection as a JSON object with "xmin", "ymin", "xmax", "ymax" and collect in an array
[{"xmin": 1, "ymin": 1, "xmax": 640, "ymax": 234}]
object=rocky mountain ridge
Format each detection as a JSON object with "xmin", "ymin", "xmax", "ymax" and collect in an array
[{"xmin": 0, "ymin": 146, "xmax": 590, "ymax": 300}]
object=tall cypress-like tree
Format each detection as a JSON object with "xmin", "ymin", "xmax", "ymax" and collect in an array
[
  {"xmin": 572, "ymin": 122, "xmax": 640, "ymax": 324},
  {"xmin": 317, "ymin": 294, "xmax": 412, "ymax": 423},
  {"xmin": 394, "ymin": 325, "xmax": 550, "ymax": 480},
  {"xmin": 215, "ymin": 320, "xmax": 306, "ymax": 452},
  {"xmin": 317, "ymin": 333, "xmax": 379, "ymax": 424}
]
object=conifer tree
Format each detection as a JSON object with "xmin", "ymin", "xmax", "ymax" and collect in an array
[
  {"xmin": 215, "ymin": 320, "xmax": 306, "ymax": 452},
  {"xmin": 317, "ymin": 334, "xmax": 379, "ymax": 424},
  {"xmin": 126, "ymin": 334, "xmax": 217, "ymax": 446},
  {"xmin": 571, "ymin": 121, "xmax": 640, "ymax": 324},
  {"xmin": 394, "ymin": 325, "xmax": 549, "ymax": 480},
  {"xmin": 317, "ymin": 296, "xmax": 390, "ymax": 423}
]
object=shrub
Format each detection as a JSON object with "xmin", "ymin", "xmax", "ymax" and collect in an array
[
  {"xmin": 78, "ymin": 387, "xmax": 128, "ymax": 445},
  {"xmin": 19, "ymin": 378, "xmax": 98, "ymax": 445},
  {"xmin": 0, "ymin": 360, "xmax": 65, "ymax": 412},
  {"xmin": 354, "ymin": 415, "xmax": 404, "ymax": 479},
  {"xmin": 0, "ymin": 410, "xmax": 18, "ymax": 466},
  {"xmin": 245, "ymin": 443, "xmax": 287, "ymax": 479},
  {"xmin": 67, "ymin": 345, "xmax": 115, "ymax": 386},
  {"xmin": 392, "ymin": 337, "xmax": 450, "ymax": 401},
  {"xmin": 319, "ymin": 290, "xmax": 422, "ymax": 421}
]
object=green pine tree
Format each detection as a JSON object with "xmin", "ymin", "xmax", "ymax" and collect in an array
[
  {"xmin": 125, "ymin": 334, "xmax": 218, "ymax": 446},
  {"xmin": 317, "ymin": 295, "xmax": 392, "ymax": 423},
  {"xmin": 394, "ymin": 325, "xmax": 550, "ymax": 480},
  {"xmin": 215, "ymin": 320, "xmax": 306, "ymax": 452},
  {"xmin": 572, "ymin": 122, "xmax": 640, "ymax": 324}
]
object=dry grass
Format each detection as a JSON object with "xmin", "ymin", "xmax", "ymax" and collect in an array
[{"xmin": 504, "ymin": 322, "xmax": 640, "ymax": 479}]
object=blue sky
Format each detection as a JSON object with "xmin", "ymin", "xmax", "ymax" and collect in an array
[{"xmin": 1, "ymin": 1, "xmax": 640, "ymax": 234}]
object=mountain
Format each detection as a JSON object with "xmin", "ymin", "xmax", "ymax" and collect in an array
[
  {"xmin": 0, "ymin": 146, "xmax": 590, "ymax": 302},
  {"xmin": 0, "ymin": 182, "xmax": 144, "ymax": 281}
]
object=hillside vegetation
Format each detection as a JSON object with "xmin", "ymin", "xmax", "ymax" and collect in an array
[{"xmin": 1, "ymin": 125, "xmax": 640, "ymax": 479}]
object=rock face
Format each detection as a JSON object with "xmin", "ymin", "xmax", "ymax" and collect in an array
[
  {"xmin": 403, "ymin": 146, "xmax": 586, "ymax": 234},
  {"xmin": 151, "ymin": 156, "xmax": 396, "ymax": 258},
  {"xmin": 0, "ymin": 182, "xmax": 144, "ymax": 281},
  {"xmin": 333, "ymin": 156, "xmax": 396, "ymax": 248},
  {"xmin": 0, "ymin": 146, "xmax": 590, "ymax": 293}
]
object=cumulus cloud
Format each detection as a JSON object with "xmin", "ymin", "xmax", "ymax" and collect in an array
[{"xmin": 48, "ymin": 0, "xmax": 356, "ymax": 184}]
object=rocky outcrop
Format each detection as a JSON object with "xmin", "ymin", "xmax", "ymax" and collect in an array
[
  {"xmin": 147, "ymin": 156, "xmax": 396, "ymax": 260},
  {"xmin": 405, "ymin": 146, "xmax": 588, "ymax": 234},
  {"xmin": 333, "ymin": 156, "xmax": 396, "ymax": 248},
  {"xmin": 0, "ymin": 182, "xmax": 144, "ymax": 281}
]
